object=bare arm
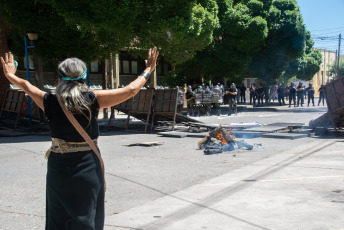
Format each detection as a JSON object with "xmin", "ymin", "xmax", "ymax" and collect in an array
[
  {"xmin": 94, "ymin": 48, "xmax": 159, "ymax": 109},
  {"xmin": 1, "ymin": 52, "xmax": 45, "ymax": 110}
]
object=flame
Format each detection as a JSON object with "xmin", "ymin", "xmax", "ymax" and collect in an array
[{"xmin": 216, "ymin": 133, "xmax": 228, "ymax": 145}]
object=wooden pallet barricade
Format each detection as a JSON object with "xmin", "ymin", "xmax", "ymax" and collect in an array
[
  {"xmin": 126, "ymin": 89, "xmax": 154, "ymax": 133},
  {"xmin": 324, "ymin": 76, "xmax": 344, "ymax": 131},
  {"xmin": 0, "ymin": 89, "xmax": 25, "ymax": 131},
  {"xmin": 108, "ymin": 97, "xmax": 133, "ymax": 125},
  {"xmin": 151, "ymin": 89, "xmax": 178, "ymax": 131}
]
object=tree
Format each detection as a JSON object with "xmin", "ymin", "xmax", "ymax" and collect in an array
[
  {"xmin": 283, "ymin": 31, "xmax": 322, "ymax": 81},
  {"xmin": 0, "ymin": 0, "xmax": 220, "ymax": 65},
  {"xmin": 166, "ymin": 0, "xmax": 311, "ymax": 86},
  {"xmin": 166, "ymin": 0, "xmax": 269, "ymax": 86},
  {"xmin": 0, "ymin": 0, "xmax": 106, "ymax": 66},
  {"xmin": 329, "ymin": 59, "xmax": 344, "ymax": 79},
  {"xmin": 248, "ymin": 0, "xmax": 307, "ymax": 84}
]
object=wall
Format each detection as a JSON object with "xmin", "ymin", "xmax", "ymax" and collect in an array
[{"xmin": 310, "ymin": 48, "xmax": 337, "ymax": 95}]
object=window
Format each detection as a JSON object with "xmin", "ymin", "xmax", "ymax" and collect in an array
[
  {"xmin": 123, "ymin": 60, "xmax": 130, "ymax": 74},
  {"xmin": 132, "ymin": 61, "xmax": 138, "ymax": 74},
  {"xmin": 90, "ymin": 61, "xmax": 99, "ymax": 73}
]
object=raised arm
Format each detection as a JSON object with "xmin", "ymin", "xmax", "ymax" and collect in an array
[
  {"xmin": 1, "ymin": 52, "xmax": 45, "ymax": 110},
  {"xmin": 94, "ymin": 48, "xmax": 159, "ymax": 109}
]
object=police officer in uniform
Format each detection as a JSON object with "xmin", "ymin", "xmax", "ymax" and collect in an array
[
  {"xmin": 194, "ymin": 85, "xmax": 203, "ymax": 116},
  {"xmin": 288, "ymin": 82, "xmax": 296, "ymax": 107},
  {"xmin": 277, "ymin": 84, "xmax": 285, "ymax": 106},
  {"xmin": 228, "ymin": 83, "xmax": 238, "ymax": 115},
  {"xmin": 318, "ymin": 84, "xmax": 325, "ymax": 106},
  {"xmin": 239, "ymin": 83, "xmax": 247, "ymax": 103},
  {"xmin": 212, "ymin": 84, "xmax": 223, "ymax": 116},
  {"xmin": 305, "ymin": 83, "xmax": 315, "ymax": 106},
  {"xmin": 186, "ymin": 85, "xmax": 196, "ymax": 116},
  {"xmin": 296, "ymin": 81, "xmax": 305, "ymax": 107},
  {"xmin": 255, "ymin": 84, "xmax": 264, "ymax": 106},
  {"xmin": 203, "ymin": 85, "xmax": 212, "ymax": 116},
  {"xmin": 176, "ymin": 86, "xmax": 184, "ymax": 113}
]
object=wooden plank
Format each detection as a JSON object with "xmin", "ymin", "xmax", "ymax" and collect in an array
[
  {"xmin": 266, "ymin": 122, "xmax": 304, "ymax": 127},
  {"xmin": 157, "ymin": 131, "xmax": 208, "ymax": 138},
  {"xmin": 232, "ymin": 130, "xmax": 264, "ymax": 138},
  {"xmin": 262, "ymin": 132, "xmax": 307, "ymax": 139},
  {"xmin": 157, "ymin": 131, "xmax": 188, "ymax": 138},
  {"xmin": 245, "ymin": 126, "xmax": 286, "ymax": 133},
  {"xmin": 123, "ymin": 142, "xmax": 164, "ymax": 147}
]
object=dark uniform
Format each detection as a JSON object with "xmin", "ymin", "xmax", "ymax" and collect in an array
[
  {"xmin": 296, "ymin": 83, "xmax": 305, "ymax": 107},
  {"xmin": 264, "ymin": 86, "xmax": 269, "ymax": 103},
  {"xmin": 305, "ymin": 84, "xmax": 315, "ymax": 106},
  {"xmin": 249, "ymin": 84, "xmax": 256, "ymax": 106},
  {"xmin": 277, "ymin": 85, "xmax": 285, "ymax": 106},
  {"xmin": 239, "ymin": 84, "xmax": 247, "ymax": 103},
  {"xmin": 288, "ymin": 84, "xmax": 296, "ymax": 107},
  {"xmin": 186, "ymin": 87, "xmax": 195, "ymax": 116},
  {"xmin": 228, "ymin": 85, "xmax": 238, "ymax": 115},
  {"xmin": 256, "ymin": 86, "xmax": 264, "ymax": 106},
  {"xmin": 318, "ymin": 85, "xmax": 325, "ymax": 106}
]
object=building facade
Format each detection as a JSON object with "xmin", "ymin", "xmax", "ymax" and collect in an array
[{"xmin": 310, "ymin": 48, "xmax": 336, "ymax": 95}]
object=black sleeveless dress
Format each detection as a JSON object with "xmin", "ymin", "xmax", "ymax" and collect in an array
[{"xmin": 43, "ymin": 92, "xmax": 104, "ymax": 230}]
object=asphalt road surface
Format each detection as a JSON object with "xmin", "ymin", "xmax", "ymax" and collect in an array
[{"xmin": 0, "ymin": 103, "xmax": 336, "ymax": 229}]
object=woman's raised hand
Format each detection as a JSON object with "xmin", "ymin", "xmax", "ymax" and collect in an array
[
  {"xmin": 1, "ymin": 52, "xmax": 17, "ymax": 77},
  {"xmin": 145, "ymin": 47, "xmax": 159, "ymax": 75}
]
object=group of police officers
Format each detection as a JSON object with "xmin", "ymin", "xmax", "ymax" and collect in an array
[
  {"xmin": 175, "ymin": 82, "xmax": 326, "ymax": 117},
  {"xmin": 248, "ymin": 82, "xmax": 326, "ymax": 108}
]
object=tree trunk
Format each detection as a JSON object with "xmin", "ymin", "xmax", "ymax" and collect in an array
[{"xmin": 101, "ymin": 60, "xmax": 108, "ymax": 118}]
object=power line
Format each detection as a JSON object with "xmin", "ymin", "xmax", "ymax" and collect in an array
[
  {"xmin": 311, "ymin": 26, "xmax": 344, "ymax": 32},
  {"xmin": 312, "ymin": 30, "xmax": 344, "ymax": 37}
]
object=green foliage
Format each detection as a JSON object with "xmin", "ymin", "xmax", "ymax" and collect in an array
[
  {"xmin": 0, "ymin": 0, "xmax": 106, "ymax": 65},
  {"xmin": 132, "ymin": 0, "xmax": 220, "ymax": 64},
  {"xmin": 167, "ymin": 0, "xmax": 310, "ymax": 85},
  {"xmin": 329, "ymin": 59, "xmax": 344, "ymax": 79},
  {"xmin": 248, "ymin": 0, "xmax": 307, "ymax": 84},
  {"xmin": 166, "ymin": 0, "xmax": 268, "ymax": 84},
  {"xmin": 0, "ymin": 0, "xmax": 219, "ymax": 65},
  {"xmin": 283, "ymin": 31, "xmax": 322, "ymax": 82}
]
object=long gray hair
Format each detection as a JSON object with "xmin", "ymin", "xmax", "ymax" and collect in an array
[{"xmin": 55, "ymin": 58, "xmax": 93, "ymax": 124}]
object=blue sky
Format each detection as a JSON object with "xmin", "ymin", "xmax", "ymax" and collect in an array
[{"xmin": 298, "ymin": 0, "xmax": 344, "ymax": 53}]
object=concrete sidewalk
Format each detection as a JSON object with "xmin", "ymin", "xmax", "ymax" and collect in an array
[{"xmin": 105, "ymin": 138, "xmax": 344, "ymax": 230}]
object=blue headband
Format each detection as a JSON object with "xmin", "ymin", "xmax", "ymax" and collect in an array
[{"xmin": 59, "ymin": 70, "xmax": 87, "ymax": 81}]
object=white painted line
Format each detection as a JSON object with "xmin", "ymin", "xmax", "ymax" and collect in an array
[{"xmin": 199, "ymin": 175, "xmax": 344, "ymax": 187}]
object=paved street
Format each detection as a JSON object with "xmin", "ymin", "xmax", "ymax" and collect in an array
[{"xmin": 1, "ymin": 104, "xmax": 343, "ymax": 230}]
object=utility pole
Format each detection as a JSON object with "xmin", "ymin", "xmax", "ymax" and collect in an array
[{"xmin": 336, "ymin": 33, "xmax": 341, "ymax": 78}]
